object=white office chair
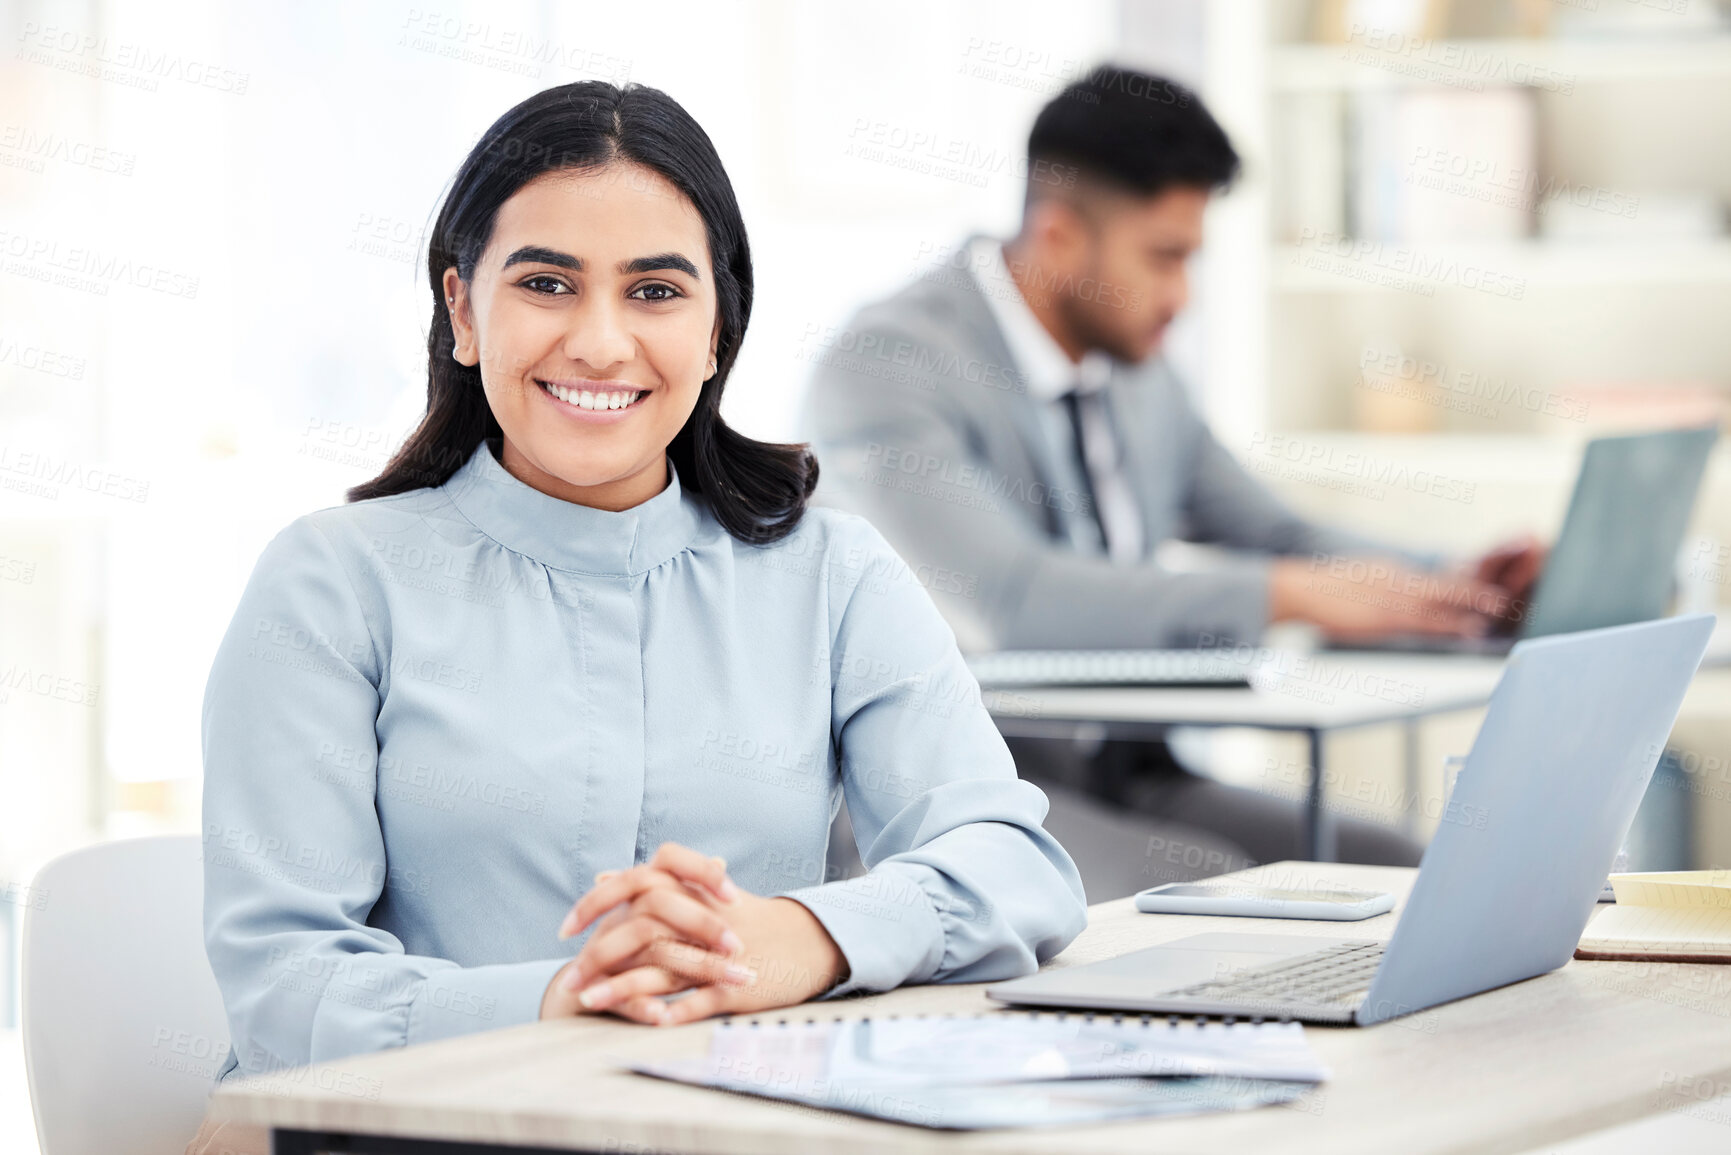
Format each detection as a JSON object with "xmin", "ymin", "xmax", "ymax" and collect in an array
[{"xmin": 22, "ymin": 835, "xmax": 229, "ymax": 1155}]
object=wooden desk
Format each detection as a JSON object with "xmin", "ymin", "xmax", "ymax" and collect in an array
[
  {"xmin": 210, "ymin": 861, "xmax": 1731, "ymax": 1154},
  {"xmin": 983, "ymin": 654, "xmax": 1507, "ymax": 861}
]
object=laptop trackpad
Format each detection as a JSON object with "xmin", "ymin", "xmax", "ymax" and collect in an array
[
  {"xmin": 991, "ymin": 932, "xmax": 1366, "ymax": 1005},
  {"xmin": 1087, "ymin": 933, "xmax": 1357, "ymax": 985}
]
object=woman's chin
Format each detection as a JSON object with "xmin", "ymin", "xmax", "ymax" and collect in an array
[{"xmin": 528, "ymin": 445, "xmax": 662, "ymax": 491}]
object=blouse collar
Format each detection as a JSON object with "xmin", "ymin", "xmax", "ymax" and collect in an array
[{"xmin": 443, "ymin": 438, "xmax": 706, "ymax": 576}]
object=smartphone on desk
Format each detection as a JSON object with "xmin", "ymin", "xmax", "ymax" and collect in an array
[{"xmin": 1134, "ymin": 882, "xmax": 1395, "ymax": 921}]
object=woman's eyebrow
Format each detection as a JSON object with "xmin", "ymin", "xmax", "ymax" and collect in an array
[
  {"xmin": 502, "ymin": 245, "xmax": 580, "ymax": 271},
  {"xmin": 499, "ymin": 247, "xmax": 700, "ymax": 280},
  {"xmin": 618, "ymin": 252, "xmax": 700, "ymax": 279}
]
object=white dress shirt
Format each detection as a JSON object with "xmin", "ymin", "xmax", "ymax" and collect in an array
[{"xmin": 965, "ymin": 235, "xmax": 1145, "ymax": 564}]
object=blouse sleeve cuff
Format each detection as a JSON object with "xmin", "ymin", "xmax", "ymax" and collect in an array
[
  {"xmin": 406, "ymin": 956, "xmax": 568, "ymax": 1046},
  {"xmin": 779, "ymin": 866, "xmax": 948, "ymax": 999}
]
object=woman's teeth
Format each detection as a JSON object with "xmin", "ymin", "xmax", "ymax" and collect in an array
[{"xmin": 540, "ymin": 381, "xmax": 646, "ymax": 411}]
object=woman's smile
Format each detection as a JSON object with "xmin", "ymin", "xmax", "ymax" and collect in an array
[{"xmin": 534, "ymin": 376, "xmax": 652, "ymax": 423}]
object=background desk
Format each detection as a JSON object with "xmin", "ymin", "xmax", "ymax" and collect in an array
[
  {"xmin": 211, "ymin": 861, "xmax": 1731, "ymax": 1155},
  {"xmin": 981, "ymin": 654, "xmax": 1507, "ymax": 861}
]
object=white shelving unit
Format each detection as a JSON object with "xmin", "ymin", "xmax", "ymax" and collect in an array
[
  {"xmin": 1195, "ymin": 3, "xmax": 1731, "ymax": 534},
  {"xmin": 1171, "ymin": 3, "xmax": 1731, "ymax": 872},
  {"xmin": 1273, "ymin": 34, "xmax": 1731, "ymax": 90},
  {"xmin": 1271, "ymin": 238, "xmax": 1731, "ymax": 291}
]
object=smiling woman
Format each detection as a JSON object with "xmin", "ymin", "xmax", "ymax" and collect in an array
[
  {"xmin": 348, "ymin": 83, "xmax": 810, "ymax": 539},
  {"xmin": 185, "ymin": 81, "xmax": 1086, "ymax": 1155}
]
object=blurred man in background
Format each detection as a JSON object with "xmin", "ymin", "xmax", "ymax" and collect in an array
[{"xmin": 801, "ymin": 64, "xmax": 1543, "ymax": 898}]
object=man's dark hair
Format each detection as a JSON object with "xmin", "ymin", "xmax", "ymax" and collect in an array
[{"xmin": 1026, "ymin": 65, "xmax": 1240, "ymax": 203}]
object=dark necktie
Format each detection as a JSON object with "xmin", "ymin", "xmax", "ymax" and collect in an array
[{"xmin": 1059, "ymin": 388, "xmax": 1110, "ymax": 556}]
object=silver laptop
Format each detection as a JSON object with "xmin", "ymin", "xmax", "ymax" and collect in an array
[
  {"xmin": 987, "ymin": 613, "xmax": 1715, "ymax": 1025},
  {"xmin": 1341, "ymin": 425, "xmax": 1718, "ymax": 655}
]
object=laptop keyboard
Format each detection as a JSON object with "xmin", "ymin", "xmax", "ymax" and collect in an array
[{"xmin": 1165, "ymin": 941, "xmax": 1386, "ymax": 1011}]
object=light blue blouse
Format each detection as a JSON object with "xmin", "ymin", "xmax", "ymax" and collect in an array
[{"xmin": 201, "ymin": 438, "xmax": 1086, "ymax": 1082}]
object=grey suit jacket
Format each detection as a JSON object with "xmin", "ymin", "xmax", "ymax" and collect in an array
[{"xmin": 798, "ymin": 236, "xmax": 1433, "ymax": 652}]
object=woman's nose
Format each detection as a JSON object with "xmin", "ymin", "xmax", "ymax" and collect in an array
[{"xmin": 562, "ymin": 296, "xmax": 637, "ymax": 372}]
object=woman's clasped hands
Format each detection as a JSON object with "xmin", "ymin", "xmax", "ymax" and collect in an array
[{"xmin": 540, "ymin": 842, "xmax": 850, "ymax": 1026}]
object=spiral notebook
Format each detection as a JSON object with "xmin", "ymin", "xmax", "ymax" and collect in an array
[
  {"xmin": 1576, "ymin": 871, "xmax": 1731, "ymax": 963},
  {"xmin": 628, "ymin": 1012, "xmax": 1325, "ymax": 1131}
]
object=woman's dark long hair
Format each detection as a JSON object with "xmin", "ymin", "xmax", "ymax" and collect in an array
[{"xmin": 347, "ymin": 81, "xmax": 818, "ymax": 544}]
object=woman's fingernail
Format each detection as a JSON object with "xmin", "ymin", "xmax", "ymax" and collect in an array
[
  {"xmin": 720, "ymin": 929, "xmax": 744, "ymax": 955},
  {"xmin": 724, "ymin": 963, "xmax": 757, "ymax": 986},
  {"xmin": 595, "ymin": 870, "xmax": 619, "ymax": 884},
  {"xmin": 648, "ymin": 999, "xmax": 670, "ymax": 1024},
  {"xmin": 577, "ymin": 982, "xmax": 614, "ymax": 1010},
  {"xmin": 561, "ymin": 966, "xmax": 586, "ymax": 991},
  {"xmin": 719, "ymin": 877, "xmax": 740, "ymax": 901},
  {"xmin": 556, "ymin": 913, "xmax": 578, "ymax": 940}
]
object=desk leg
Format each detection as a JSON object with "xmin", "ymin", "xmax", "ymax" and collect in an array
[
  {"xmin": 1305, "ymin": 729, "xmax": 1337, "ymax": 863},
  {"xmin": 0, "ymin": 899, "xmax": 14, "ymax": 1028},
  {"xmin": 1402, "ymin": 719, "xmax": 1422, "ymax": 838},
  {"xmin": 272, "ymin": 1130, "xmax": 602, "ymax": 1154}
]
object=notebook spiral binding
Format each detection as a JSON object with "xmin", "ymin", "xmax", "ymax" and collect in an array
[{"xmin": 718, "ymin": 1010, "xmax": 1287, "ymax": 1028}]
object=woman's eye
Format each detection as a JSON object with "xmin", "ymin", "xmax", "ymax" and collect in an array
[
  {"xmin": 630, "ymin": 282, "xmax": 683, "ymax": 302},
  {"xmin": 522, "ymin": 275, "xmax": 570, "ymax": 295}
]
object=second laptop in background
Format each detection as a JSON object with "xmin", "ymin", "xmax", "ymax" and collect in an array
[{"xmin": 1341, "ymin": 424, "xmax": 1718, "ymax": 655}]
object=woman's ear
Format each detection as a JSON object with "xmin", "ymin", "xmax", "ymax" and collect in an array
[
  {"xmin": 443, "ymin": 267, "xmax": 474, "ymax": 366},
  {"xmin": 706, "ymin": 318, "xmax": 721, "ymax": 381}
]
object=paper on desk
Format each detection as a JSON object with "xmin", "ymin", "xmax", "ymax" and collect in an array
[
  {"xmin": 631, "ymin": 1014, "xmax": 1327, "ymax": 1090},
  {"xmin": 631, "ymin": 1066, "xmax": 1313, "ymax": 1131},
  {"xmin": 829, "ymin": 1016, "xmax": 1326, "ymax": 1084},
  {"xmin": 630, "ymin": 1017, "xmax": 1326, "ymax": 1130}
]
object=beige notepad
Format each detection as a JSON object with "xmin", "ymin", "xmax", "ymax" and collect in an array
[{"xmin": 1575, "ymin": 871, "xmax": 1731, "ymax": 963}]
